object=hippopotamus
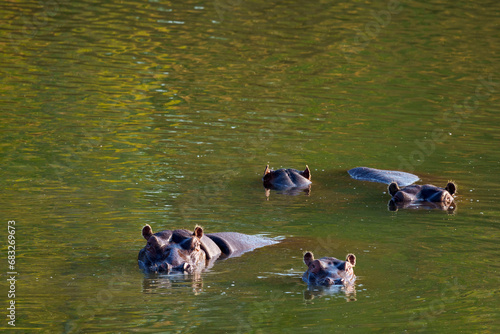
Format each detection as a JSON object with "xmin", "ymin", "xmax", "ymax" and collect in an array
[
  {"xmin": 388, "ymin": 181, "xmax": 456, "ymax": 208},
  {"xmin": 302, "ymin": 252, "xmax": 356, "ymax": 286},
  {"xmin": 263, "ymin": 165, "xmax": 311, "ymax": 193},
  {"xmin": 348, "ymin": 166, "xmax": 419, "ymax": 186},
  {"xmin": 349, "ymin": 167, "xmax": 457, "ymax": 211},
  {"xmin": 388, "ymin": 194, "xmax": 457, "ymax": 212},
  {"xmin": 138, "ymin": 225, "xmax": 278, "ymax": 274}
]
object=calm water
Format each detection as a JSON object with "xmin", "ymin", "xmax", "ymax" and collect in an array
[{"xmin": 1, "ymin": 0, "xmax": 499, "ymax": 333}]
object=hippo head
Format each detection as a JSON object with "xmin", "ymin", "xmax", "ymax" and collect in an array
[
  {"xmin": 388, "ymin": 182, "xmax": 456, "ymax": 205},
  {"xmin": 302, "ymin": 252, "xmax": 356, "ymax": 286},
  {"xmin": 263, "ymin": 165, "xmax": 311, "ymax": 191},
  {"xmin": 138, "ymin": 225, "xmax": 207, "ymax": 274}
]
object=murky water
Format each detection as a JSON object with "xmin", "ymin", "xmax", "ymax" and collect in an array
[{"xmin": 1, "ymin": 0, "xmax": 499, "ymax": 333}]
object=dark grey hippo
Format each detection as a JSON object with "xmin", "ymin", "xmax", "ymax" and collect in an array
[
  {"xmin": 138, "ymin": 225, "xmax": 278, "ymax": 274},
  {"xmin": 348, "ymin": 167, "xmax": 456, "ymax": 211},
  {"xmin": 348, "ymin": 166, "xmax": 419, "ymax": 186},
  {"xmin": 388, "ymin": 181, "xmax": 456, "ymax": 210},
  {"xmin": 263, "ymin": 165, "xmax": 311, "ymax": 194},
  {"xmin": 302, "ymin": 252, "xmax": 356, "ymax": 286}
]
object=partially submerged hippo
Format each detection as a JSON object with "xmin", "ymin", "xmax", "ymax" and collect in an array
[
  {"xmin": 388, "ymin": 182, "xmax": 456, "ymax": 208},
  {"xmin": 138, "ymin": 225, "xmax": 277, "ymax": 274},
  {"xmin": 349, "ymin": 167, "xmax": 457, "ymax": 211},
  {"xmin": 263, "ymin": 165, "xmax": 311, "ymax": 193},
  {"xmin": 302, "ymin": 252, "xmax": 356, "ymax": 286}
]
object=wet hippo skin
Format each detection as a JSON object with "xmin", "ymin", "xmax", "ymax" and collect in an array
[
  {"xmin": 263, "ymin": 165, "xmax": 311, "ymax": 191},
  {"xmin": 388, "ymin": 181, "xmax": 456, "ymax": 207},
  {"xmin": 348, "ymin": 167, "xmax": 419, "ymax": 186},
  {"xmin": 138, "ymin": 225, "xmax": 277, "ymax": 273},
  {"xmin": 302, "ymin": 251, "xmax": 356, "ymax": 286}
]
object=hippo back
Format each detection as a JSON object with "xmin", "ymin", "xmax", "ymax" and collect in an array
[
  {"xmin": 206, "ymin": 232, "xmax": 277, "ymax": 258},
  {"xmin": 348, "ymin": 167, "xmax": 419, "ymax": 186}
]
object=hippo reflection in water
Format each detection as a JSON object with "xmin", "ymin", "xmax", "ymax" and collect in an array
[
  {"xmin": 263, "ymin": 165, "xmax": 311, "ymax": 195},
  {"xmin": 302, "ymin": 251, "xmax": 356, "ymax": 286},
  {"xmin": 138, "ymin": 225, "xmax": 277, "ymax": 274}
]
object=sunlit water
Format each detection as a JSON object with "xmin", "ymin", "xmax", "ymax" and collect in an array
[{"xmin": 1, "ymin": 0, "xmax": 499, "ymax": 333}]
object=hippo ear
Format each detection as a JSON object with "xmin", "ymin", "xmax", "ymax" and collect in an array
[
  {"xmin": 193, "ymin": 226, "xmax": 204, "ymax": 239},
  {"xmin": 264, "ymin": 165, "xmax": 271, "ymax": 176},
  {"xmin": 388, "ymin": 182, "xmax": 400, "ymax": 196},
  {"xmin": 303, "ymin": 251, "xmax": 314, "ymax": 266},
  {"xmin": 142, "ymin": 224, "xmax": 153, "ymax": 240},
  {"xmin": 445, "ymin": 182, "xmax": 456, "ymax": 195},
  {"xmin": 346, "ymin": 254, "xmax": 356, "ymax": 267},
  {"xmin": 302, "ymin": 165, "xmax": 311, "ymax": 180}
]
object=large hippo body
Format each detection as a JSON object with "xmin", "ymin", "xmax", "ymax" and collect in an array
[
  {"xmin": 138, "ymin": 225, "xmax": 277, "ymax": 274},
  {"xmin": 302, "ymin": 251, "xmax": 356, "ymax": 286},
  {"xmin": 263, "ymin": 165, "xmax": 311, "ymax": 192}
]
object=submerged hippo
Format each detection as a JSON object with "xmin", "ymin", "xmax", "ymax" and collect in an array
[
  {"xmin": 302, "ymin": 252, "xmax": 356, "ymax": 286},
  {"xmin": 388, "ymin": 181, "xmax": 456, "ymax": 208},
  {"xmin": 263, "ymin": 165, "xmax": 311, "ymax": 193},
  {"xmin": 138, "ymin": 225, "xmax": 277, "ymax": 274}
]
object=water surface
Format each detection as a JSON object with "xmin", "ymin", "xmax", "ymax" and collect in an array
[{"xmin": 1, "ymin": 0, "xmax": 499, "ymax": 333}]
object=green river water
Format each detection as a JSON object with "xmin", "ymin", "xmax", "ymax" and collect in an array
[{"xmin": 1, "ymin": 0, "xmax": 499, "ymax": 333}]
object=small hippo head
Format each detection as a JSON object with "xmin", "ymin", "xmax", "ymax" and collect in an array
[
  {"xmin": 263, "ymin": 165, "xmax": 311, "ymax": 191},
  {"xmin": 388, "ymin": 182, "xmax": 456, "ymax": 205},
  {"xmin": 302, "ymin": 252, "xmax": 356, "ymax": 286},
  {"xmin": 138, "ymin": 225, "xmax": 207, "ymax": 274}
]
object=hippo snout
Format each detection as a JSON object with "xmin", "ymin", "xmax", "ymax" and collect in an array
[
  {"xmin": 306, "ymin": 272, "xmax": 344, "ymax": 286},
  {"xmin": 147, "ymin": 262, "xmax": 173, "ymax": 273},
  {"xmin": 147, "ymin": 262, "xmax": 191, "ymax": 273},
  {"xmin": 330, "ymin": 278, "xmax": 344, "ymax": 285}
]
